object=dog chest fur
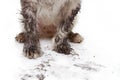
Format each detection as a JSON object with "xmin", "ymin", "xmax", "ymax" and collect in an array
[{"xmin": 36, "ymin": 0, "xmax": 80, "ymax": 38}]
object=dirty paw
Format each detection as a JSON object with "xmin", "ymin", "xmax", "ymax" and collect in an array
[
  {"xmin": 15, "ymin": 32, "xmax": 26, "ymax": 43},
  {"xmin": 23, "ymin": 45, "xmax": 41, "ymax": 59},
  {"xmin": 54, "ymin": 43, "xmax": 72, "ymax": 55}
]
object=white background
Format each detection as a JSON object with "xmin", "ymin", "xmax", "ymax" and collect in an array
[{"xmin": 0, "ymin": 0, "xmax": 120, "ymax": 80}]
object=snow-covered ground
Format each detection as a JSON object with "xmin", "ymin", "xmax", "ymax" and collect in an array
[{"xmin": 0, "ymin": 0, "xmax": 120, "ymax": 80}]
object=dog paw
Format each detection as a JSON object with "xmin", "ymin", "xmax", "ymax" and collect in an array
[
  {"xmin": 54, "ymin": 43, "xmax": 72, "ymax": 55},
  {"xmin": 15, "ymin": 32, "xmax": 26, "ymax": 43},
  {"xmin": 23, "ymin": 45, "xmax": 41, "ymax": 59},
  {"xmin": 68, "ymin": 32, "xmax": 83, "ymax": 43}
]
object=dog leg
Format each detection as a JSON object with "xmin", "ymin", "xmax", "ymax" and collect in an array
[{"xmin": 21, "ymin": 0, "xmax": 41, "ymax": 59}]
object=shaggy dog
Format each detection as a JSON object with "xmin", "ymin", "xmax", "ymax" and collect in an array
[{"xmin": 15, "ymin": 0, "xmax": 83, "ymax": 59}]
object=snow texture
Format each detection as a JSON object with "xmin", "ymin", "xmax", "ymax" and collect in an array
[{"xmin": 0, "ymin": 0, "xmax": 120, "ymax": 80}]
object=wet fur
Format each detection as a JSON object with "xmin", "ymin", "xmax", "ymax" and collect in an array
[{"xmin": 16, "ymin": 0, "xmax": 83, "ymax": 59}]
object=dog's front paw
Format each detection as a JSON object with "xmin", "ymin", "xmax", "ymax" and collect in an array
[
  {"xmin": 54, "ymin": 43, "xmax": 72, "ymax": 55},
  {"xmin": 23, "ymin": 45, "xmax": 41, "ymax": 59}
]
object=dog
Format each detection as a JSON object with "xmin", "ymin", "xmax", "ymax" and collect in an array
[{"xmin": 15, "ymin": 0, "xmax": 83, "ymax": 59}]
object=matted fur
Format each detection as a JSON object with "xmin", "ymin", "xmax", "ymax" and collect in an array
[{"xmin": 16, "ymin": 0, "xmax": 83, "ymax": 59}]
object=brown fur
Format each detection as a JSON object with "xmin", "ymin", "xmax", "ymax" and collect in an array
[
  {"xmin": 38, "ymin": 23, "xmax": 57, "ymax": 38},
  {"xmin": 16, "ymin": 0, "xmax": 83, "ymax": 59}
]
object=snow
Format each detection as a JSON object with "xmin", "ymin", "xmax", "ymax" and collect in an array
[{"xmin": 0, "ymin": 0, "xmax": 120, "ymax": 80}]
